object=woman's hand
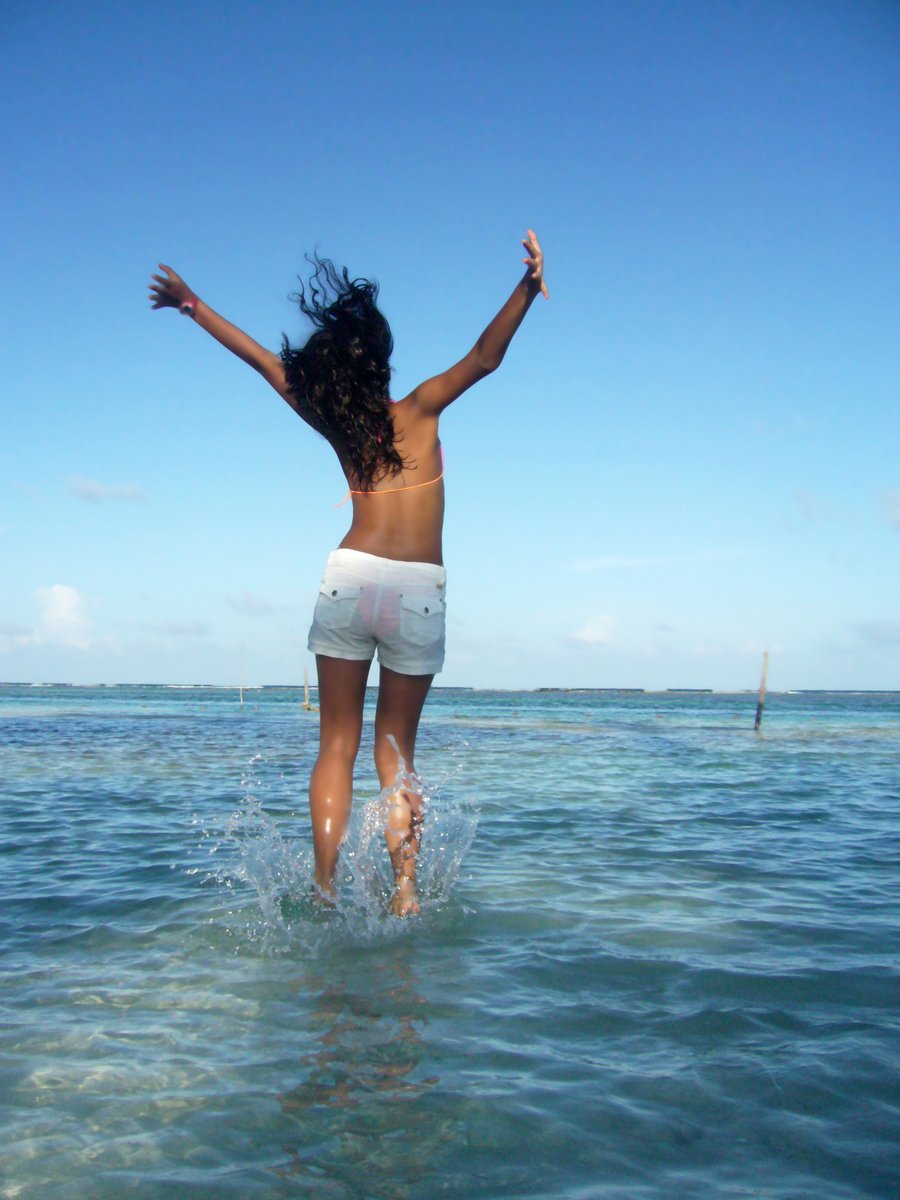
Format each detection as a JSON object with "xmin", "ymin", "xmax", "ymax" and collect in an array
[
  {"xmin": 522, "ymin": 229, "xmax": 549, "ymax": 300},
  {"xmin": 148, "ymin": 264, "xmax": 195, "ymax": 311},
  {"xmin": 148, "ymin": 265, "xmax": 286, "ymax": 395}
]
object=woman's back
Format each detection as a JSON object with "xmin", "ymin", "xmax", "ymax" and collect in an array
[{"xmin": 338, "ymin": 397, "xmax": 445, "ymax": 565}]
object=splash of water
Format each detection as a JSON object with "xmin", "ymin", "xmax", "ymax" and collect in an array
[
  {"xmin": 346, "ymin": 736, "xmax": 477, "ymax": 924},
  {"xmin": 190, "ymin": 755, "xmax": 314, "ymax": 951},
  {"xmin": 196, "ymin": 741, "xmax": 477, "ymax": 947}
]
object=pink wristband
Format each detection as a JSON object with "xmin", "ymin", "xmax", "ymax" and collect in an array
[{"xmin": 179, "ymin": 295, "xmax": 198, "ymax": 317}]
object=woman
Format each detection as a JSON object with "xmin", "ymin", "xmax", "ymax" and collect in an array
[{"xmin": 149, "ymin": 231, "xmax": 547, "ymax": 914}]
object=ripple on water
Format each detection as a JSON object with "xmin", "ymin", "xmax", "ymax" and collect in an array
[{"xmin": 1, "ymin": 688, "xmax": 898, "ymax": 1199}]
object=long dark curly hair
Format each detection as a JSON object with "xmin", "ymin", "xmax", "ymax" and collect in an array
[{"xmin": 280, "ymin": 255, "xmax": 406, "ymax": 490}]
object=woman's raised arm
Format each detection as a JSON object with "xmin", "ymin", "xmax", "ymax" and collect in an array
[
  {"xmin": 409, "ymin": 230, "xmax": 548, "ymax": 417},
  {"xmin": 148, "ymin": 264, "xmax": 289, "ymax": 400}
]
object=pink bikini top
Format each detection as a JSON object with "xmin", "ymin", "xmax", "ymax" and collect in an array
[{"xmin": 336, "ymin": 449, "xmax": 444, "ymax": 507}]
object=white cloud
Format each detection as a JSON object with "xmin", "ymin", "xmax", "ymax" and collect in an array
[
  {"xmin": 0, "ymin": 620, "xmax": 34, "ymax": 651},
  {"xmin": 0, "ymin": 585, "xmax": 97, "ymax": 653},
  {"xmin": 35, "ymin": 585, "xmax": 94, "ymax": 648},
  {"xmin": 68, "ymin": 477, "xmax": 147, "ymax": 503},
  {"xmin": 0, "ymin": 621, "xmax": 31, "ymax": 637},
  {"xmin": 226, "ymin": 591, "xmax": 277, "ymax": 616},
  {"xmin": 151, "ymin": 620, "xmax": 210, "ymax": 637},
  {"xmin": 225, "ymin": 591, "xmax": 306, "ymax": 617},
  {"xmin": 879, "ymin": 490, "xmax": 900, "ymax": 531},
  {"xmin": 571, "ymin": 614, "xmax": 616, "ymax": 646},
  {"xmin": 853, "ymin": 620, "xmax": 900, "ymax": 648}
]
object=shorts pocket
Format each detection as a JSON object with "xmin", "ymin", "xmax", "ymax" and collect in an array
[
  {"xmin": 314, "ymin": 583, "xmax": 361, "ymax": 629},
  {"xmin": 398, "ymin": 591, "xmax": 445, "ymax": 646}
]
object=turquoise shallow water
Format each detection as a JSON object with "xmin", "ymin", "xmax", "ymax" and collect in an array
[{"xmin": 1, "ymin": 685, "xmax": 898, "ymax": 1199}]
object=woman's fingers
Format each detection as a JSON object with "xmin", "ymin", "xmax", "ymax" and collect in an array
[
  {"xmin": 148, "ymin": 263, "xmax": 185, "ymax": 309},
  {"xmin": 522, "ymin": 231, "xmax": 543, "ymax": 268},
  {"xmin": 148, "ymin": 268, "xmax": 184, "ymax": 307},
  {"xmin": 148, "ymin": 279, "xmax": 176, "ymax": 307},
  {"xmin": 523, "ymin": 229, "xmax": 548, "ymax": 299}
]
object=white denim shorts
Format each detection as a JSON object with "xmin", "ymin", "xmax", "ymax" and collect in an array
[{"xmin": 308, "ymin": 549, "xmax": 447, "ymax": 675}]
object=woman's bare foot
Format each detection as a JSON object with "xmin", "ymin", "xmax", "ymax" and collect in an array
[
  {"xmin": 386, "ymin": 787, "xmax": 423, "ymax": 917},
  {"xmin": 391, "ymin": 873, "xmax": 420, "ymax": 917},
  {"xmin": 311, "ymin": 879, "xmax": 337, "ymax": 909}
]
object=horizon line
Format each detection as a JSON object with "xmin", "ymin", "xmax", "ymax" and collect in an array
[{"xmin": 2, "ymin": 681, "xmax": 898, "ymax": 696}]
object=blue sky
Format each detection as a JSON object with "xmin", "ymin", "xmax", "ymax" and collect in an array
[{"xmin": 1, "ymin": 0, "xmax": 897, "ymax": 689}]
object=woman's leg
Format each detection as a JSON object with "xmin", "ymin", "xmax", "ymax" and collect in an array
[
  {"xmin": 309, "ymin": 654, "xmax": 372, "ymax": 897},
  {"xmin": 373, "ymin": 665, "xmax": 434, "ymax": 915}
]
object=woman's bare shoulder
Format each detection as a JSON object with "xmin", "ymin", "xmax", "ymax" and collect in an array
[
  {"xmin": 390, "ymin": 393, "xmax": 435, "ymax": 429},
  {"xmin": 391, "ymin": 392, "xmax": 440, "ymax": 420}
]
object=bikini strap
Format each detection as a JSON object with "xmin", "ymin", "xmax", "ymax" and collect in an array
[{"xmin": 335, "ymin": 448, "xmax": 445, "ymax": 508}]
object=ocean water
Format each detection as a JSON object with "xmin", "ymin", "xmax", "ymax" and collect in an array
[{"xmin": 0, "ymin": 684, "xmax": 897, "ymax": 1200}]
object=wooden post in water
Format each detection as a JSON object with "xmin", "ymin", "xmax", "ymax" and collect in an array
[
  {"xmin": 302, "ymin": 666, "xmax": 318, "ymax": 712},
  {"xmin": 754, "ymin": 651, "xmax": 769, "ymax": 731}
]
